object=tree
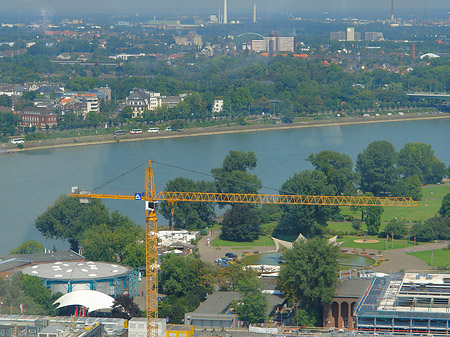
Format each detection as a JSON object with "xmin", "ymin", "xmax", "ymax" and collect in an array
[
  {"xmin": 391, "ymin": 175, "xmax": 423, "ymax": 201},
  {"xmin": 35, "ymin": 195, "xmax": 109, "ymax": 251},
  {"xmin": 118, "ymin": 106, "xmax": 132, "ymax": 123},
  {"xmin": 160, "ymin": 177, "xmax": 215, "ymax": 230},
  {"xmin": 211, "ymin": 150, "xmax": 261, "ymax": 195},
  {"xmin": 439, "ymin": 193, "xmax": 450, "ymax": 218},
  {"xmin": 10, "ymin": 240, "xmax": 43, "ymax": 255},
  {"xmin": 365, "ymin": 206, "xmax": 384, "ymax": 235},
  {"xmin": 80, "ymin": 212, "xmax": 143, "ymax": 262},
  {"xmin": 0, "ymin": 94, "xmax": 12, "ymax": 107},
  {"xmin": 307, "ymin": 151, "xmax": 357, "ymax": 195},
  {"xmin": 384, "ymin": 218, "xmax": 408, "ymax": 239},
  {"xmin": 121, "ymin": 243, "xmax": 145, "ymax": 269},
  {"xmin": 356, "ymin": 141, "xmax": 398, "ymax": 196},
  {"xmin": 22, "ymin": 90, "xmax": 37, "ymax": 101},
  {"xmin": 220, "ymin": 204, "xmax": 261, "ymax": 242},
  {"xmin": 212, "ymin": 151, "xmax": 262, "ymax": 241},
  {"xmin": 278, "ymin": 237, "xmax": 339, "ymax": 324},
  {"xmin": 216, "ymin": 264, "xmax": 259, "ymax": 292},
  {"xmin": 411, "ymin": 216, "xmax": 450, "ymax": 242},
  {"xmin": 274, "ymin": 170, "xmax": 336, "ymax": 238},
  {"xmin": 293, "ymin": 308, "xmax": 317, "ymax": 327},
  {"xmin": 159, "ymin": 254, "xmax": 213, "ymax": 300},
  {"xmin": 398, "ymin": 143, "xmax": 446, "ymax": 184},
  {"xmin": 235, "ymin": 291, "xmax": 267, "ymax": 324},
  {"xmin": 111, "ymin": 294, "xmax": 140, "ymax": 319},
  {"xmin": 351, "ymin": 219, "xmax": 362, "ymax": 231}
]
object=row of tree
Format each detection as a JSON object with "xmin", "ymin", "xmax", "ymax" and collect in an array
[{"xmin": 161, "ymin": 143, "xmax": 447, "ymax": 240}]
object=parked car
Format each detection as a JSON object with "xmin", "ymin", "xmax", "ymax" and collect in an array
[{"xmin": 225, "ymin": 252, "xmax": 237, "ymax": 258}]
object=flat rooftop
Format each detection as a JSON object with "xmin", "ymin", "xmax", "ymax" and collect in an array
[{"xmin": 21, "ymin": 261, "xmax": 130, "ymax": 281}]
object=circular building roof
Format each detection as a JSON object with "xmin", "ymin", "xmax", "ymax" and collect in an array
[
  {"xmin": 21, "ymin": 261, "xmax": 131, "ymax": 281},
  {"xmin": 53, "ymin": 290, "xmax": 114, "ymax": 311}
]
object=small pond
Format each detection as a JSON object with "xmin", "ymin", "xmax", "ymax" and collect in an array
[{"xmin": 241, "ymin": 252, "xmax": 374, "ymax": 268}]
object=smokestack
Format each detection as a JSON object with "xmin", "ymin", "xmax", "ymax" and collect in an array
[
  {"xmin": 253, "ymin": 3, "xmax": 256, "ymax": 23},
  {"xmin": 411, "ymin": 43, "xmax": 416, "ymax": 59},
  {"xmin": 219, "ymin": 4, "xmax": 221, "ymax": 24},
  {"xmin": 390, "ymin": 0, "xmax": 394, "ymax": 23},
  {"xmin": 224, "ymin": 0, "xmax": 227, "ymax": 24}
]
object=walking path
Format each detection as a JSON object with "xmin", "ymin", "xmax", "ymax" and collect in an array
[
  {"xmin": 372, "ymin": 241, "xmax": 449, "ymax": 273},
  {"xmin": 197, "ymin": 230, "xmax": 275, "ymax": 264}
]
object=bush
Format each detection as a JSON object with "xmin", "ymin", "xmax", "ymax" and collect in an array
[
  {"xmin": 410, "ymin": 216, "xmax": 450, "ymax": 242},
  {"xmin": 384, "ymin": 218, "xmax": 408, "ymax": 239},
  {"xmin": 351, "ymin": 219, "xmax": 362, "ymax": 231},
  {"xmin": 330, "ymin": 213, "xmax": 345, "ymax": 222},
  {"xmin": 17, "ymin": 143, "xmax": 24, "ymax": 149}
]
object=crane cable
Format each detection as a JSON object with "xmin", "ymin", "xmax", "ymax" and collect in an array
[{"xmin": 91, "ymin": 159, "xmax": 334, "ymax": 198}]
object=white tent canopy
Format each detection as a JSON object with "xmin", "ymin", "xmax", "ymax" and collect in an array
[{"xmin": 53, "ymin": 290, "xmax": 114, "ymax": 312}]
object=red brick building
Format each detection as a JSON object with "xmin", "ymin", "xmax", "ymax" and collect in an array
[{"xmin": 20, "ymin": 106, "xmax": 58, "ymax": 128}]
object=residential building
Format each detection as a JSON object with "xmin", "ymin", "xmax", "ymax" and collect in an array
[
  {"xmin": 250, "ymin": 34, "xmax": 296, "ymax": 53},
  {"xmin": 250, "ymin": 39, "xmax": 268, "ymax": 52},
  {"xmin": 365, "ymin": 32, "xmax": 384, "ymax": 41},
  {"xmin": 212, "ymin": 99, "xmax": 224, "ymax": 113},
  {"xmin": 330, "ymin": 31, "xmax": 346, "ymax": 41},
  {"xmin": 20, "ymin": 106, "xmax": 58, "ymax": 128},
  {"xmin": 160, "ymin": 95, "xmax": 184, "ymax": 109},
  {"xmin": 126, "ymin": 89, "xmax": 188, "ymax": 118},
  {"xmin": 347, "ymin": 27, "xmax": 355, "ymax": 41},
  {"xmin": 174, "ymin": 32, "xmax": 203, "ymax": 48},
  {"xmin": 74, "ymin": 94, "xmax": 99, "ymax": 114},
  {"xmin": 355, "ymin": 272, "xmax": 450, "ymax": 334},
  {"xmin": 126, "ymin": 88, "xmax": 161, "ymax": 118}
]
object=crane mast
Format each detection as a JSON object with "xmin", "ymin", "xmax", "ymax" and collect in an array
[{"xmin": 70, "ymin": 160, "xmax": 417, "ymax": 337}]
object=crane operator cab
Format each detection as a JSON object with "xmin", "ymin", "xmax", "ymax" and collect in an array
[{"xmin": 145, "ymin": 201, "xmax": 158, "ymax": 212}]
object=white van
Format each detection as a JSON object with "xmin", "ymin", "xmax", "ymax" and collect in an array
[
  {"xmin": 148, "ymin": 128, "xmax": 160, "ymax": 133},
  {"xmin": 11, "ymin": 138, "xmax": 25, "ymax": 144}
]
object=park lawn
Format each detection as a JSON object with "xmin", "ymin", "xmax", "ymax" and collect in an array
[
  {"xmin": 338, "ymin": 235, "xmax": 412, "ymax": 250},
  {"xmin": 211, "ymin": 236, "xmax": 275, "ymax": 247},
  {"xmin": 408, "ymin": 249, "xmax": 450, "ymax": 268},
  {"xmin": 328, "ymin": 221, "xmax": 390, "ymax": 232},
  {"xmin": 340, "ymin": 184, "xmax": 450, "ymax": 223}
]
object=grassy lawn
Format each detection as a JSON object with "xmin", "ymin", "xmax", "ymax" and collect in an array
[
  {"xmin": 340, "ymin": 184, "xmax": 450, "ymax": 223},
  {"xmin": 328, "ymin": 221, "xmax": 394, "ymax": 232},
  {"xmin": 338, "ymin": 235, "xmax": 413, "ymax": 250},
  {"xmin": 211, "ymin": 236, "xmax": 275, "ymax": 247},
  {"xmin": 408, "ymin": 249, "xmax": 450, "ymax": 268}
]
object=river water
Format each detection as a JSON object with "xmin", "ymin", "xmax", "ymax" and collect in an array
[{"xmin": 1, "ymin": 118, "xmax": 449, "ymax": 254}]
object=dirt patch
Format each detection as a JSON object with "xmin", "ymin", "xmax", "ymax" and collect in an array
[{"xmin": 354, "ymin": 239, "xmax": 379, "ymax": 243}]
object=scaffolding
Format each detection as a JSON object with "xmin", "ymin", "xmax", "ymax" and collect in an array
[{"xmin": 355, "ymin": 273, "xmax": 450, "ymax": 334}]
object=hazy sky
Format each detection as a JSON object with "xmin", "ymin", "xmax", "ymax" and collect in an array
[{"xmin": 3, "ymin": 0, "xmax": 450, "ymax": 17}]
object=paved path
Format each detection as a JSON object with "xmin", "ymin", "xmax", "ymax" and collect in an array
[
  {"xmin": 373, "ymin": 241, "xmax": 449, "ymax": 273},
  {"xmin": 197, "ymin": 230, "xmax": 275, "ymax": 264}
]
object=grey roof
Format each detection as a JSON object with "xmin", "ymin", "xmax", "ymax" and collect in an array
[
  {"xmin": 192, "ymin": 291, "xmax": 243, "ymax": 315},
  {"xmin": 39, "ymin": 325, "xmax": 66, "ymax": 334},
  {"xmin": 3, "ymin": 250, "xmax": 84, "ymax": 264},
  {"xmin": 265, "ymin": 294, "xmax": 285, "ymax": 314},
  {"xmin": 21, "ymin": 106, "xmax": 52, "ymax": 114},
  {"xmin": 0, "ymin": 259, "xmax": 30, "ymax": 273},
  {"xmin": 127, "ymin": 89, "xmax": 150, "ymax": 101},
  {"xmin": 0, "ymin": 250, "xmax": 84, "ymax": 273},
  {"xmin": 334, "ymin": 279, "xmax": 371, "ymax": 298},
  {"xmin": 21, "ymin": 261, "xmax": 131, "ymax": 281}
]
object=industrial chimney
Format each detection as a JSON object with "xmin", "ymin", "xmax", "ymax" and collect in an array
[{"xmin": 224, "ymin": 0, "xmax": 228, "ymax": 24}]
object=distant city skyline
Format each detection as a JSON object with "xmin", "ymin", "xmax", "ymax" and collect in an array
[{"xmin": 2, "ymin": 0, "xmax": 450, "ymax": 17}]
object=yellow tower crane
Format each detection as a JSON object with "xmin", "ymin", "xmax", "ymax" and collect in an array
[{"xmin": 70, "ymin": 160, "xmax": 417, "ymax": 337}]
